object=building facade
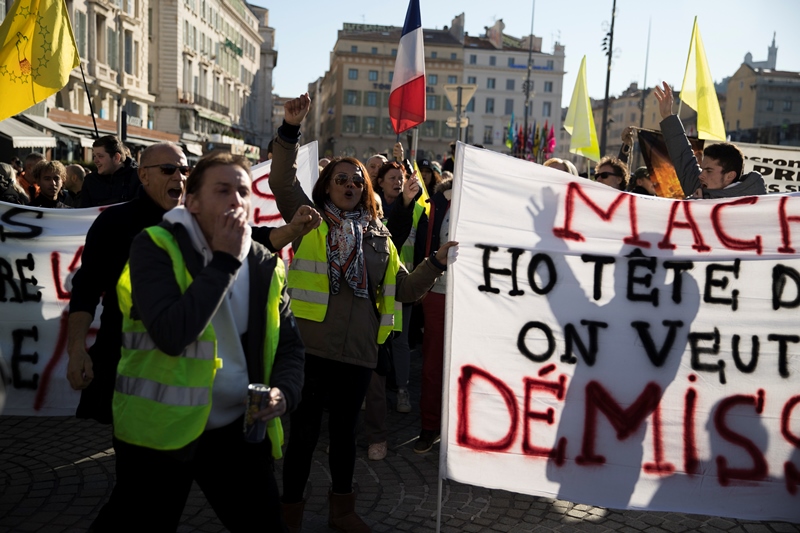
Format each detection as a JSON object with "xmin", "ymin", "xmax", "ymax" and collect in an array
[{"xmin": 248, "ymin": 3, "xmax": 277, "ymax": 154}]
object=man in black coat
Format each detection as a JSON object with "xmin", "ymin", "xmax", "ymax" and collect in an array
[{"xmin": 79, "ymin": 135, "xmax": 141, "ymax": 208}]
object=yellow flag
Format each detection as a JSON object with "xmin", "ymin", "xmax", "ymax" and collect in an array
[
  {"xmin": 679, "ymin": 17, "xmax": 726, "ymax": 141},
  {"xmin": 563, "ymin": 56, "xmax": 600, "ymax": 162},
  {"xmin": 0, "ymin": 0, "xmax": 80, "ymax": 122},
  {"xmin": 412, "ymin": 159, "xmax": 431, "ymax": 218}
]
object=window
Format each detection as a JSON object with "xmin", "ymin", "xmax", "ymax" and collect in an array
[
  {"xmin": 767, "ymin": 99, "xmax": 774, "ymax": 111},
  {"xmin": 489, "ymin": 56, "xmax": 496, "ymax": 66},
  {"xmin": 371, "ymin": 47, "xmax": 378, "ymax": 54},
  {"xmin": 450, "ymin": 53, "xmax": 457, "ymax": 60},
  {"xmin": 427, "ymin": 95, "xmax": 438, "ymax": 110},
  {"xmin": 429, "ymin": 74, "xmax": 438, "ymax": 85},
  {"xmin": 366, "ymin": 91, "xmax": 377, "ymax": 106},
  {"xmin": 345, "ymin": 90, "xmax": 358, "ymax": 105},
  {"xmin": 737, "ymin": 97, "xmax": 742, "ymax": 111},
  {"xmin": 391, "ymin": 48, "xmax": 397, "ymax": 56},
  {"xmin": 368, "ymin": 70, "xmax": 378, "ymax": 81},
  {"xmin": 364, "ymin": 117, "xmax": 376, "ymax": 133},
  {"xmin": 107, "ymin": 27, "xmax": 118, "ymax": 70},
  {"xmin": 506, "ymin": 79, "xmax": 515, "ymax": 91},
  {"xmin": 487, "ymin": 78, "xmax": 495, "ymax": 89},
  {"xmin": 467, "ymin": 76, "xmax": 476, "ymax": 84},
  {"xmin": 466, "ymin": 98, "xmax": 475, "ymax": 112},
  {"xmin": 546, "ymin": 60, "xmax": 554, "ymax": 69},
  {"xmin": 630, "ymin": 113, "xmax": 637, "ymax": 122},
  {"xmin": 485, "ymin": 98, "xmax": 494, "ymax": 114},
  {"xmin": 422, "ymin": 120, "xmax": 437, "ymax": 137},
  {"xmin": 504, "ymin": 98, "xmax": 514, "ymax": 115},
  {"xmin": 74, "ymin": 11, "xmax": 87, "ymax": 57},
  {"xmin": 448, "ymin": 75, "xmax": 457, "ymax": 84},
  {"xmin": 348, "ymin": 69, "xmax": 358, "ymax": 80},
  {"xmin": 351, "ymin": 45, "xmax": 357, "ymax": 53},
  {"xmin": 431, "ymin": 51, "xmax": 437, "ymax": 59},
  {"xmin": 469, "ymin": 54, "xmax": 477, "ymax": 65},
  {"xmin": 508, "ymin": 57, "xmax": 515, "ymax": 67},
  {"xmin": 483, "ymin": 125, "xmax": 494, "ymax": 144},
  {"xmin": 542, "ymin": 101, "xmax": 551, "ymax": 117},
  {"xmin": 388, "ymin": 72, "xmax": 393, "ymax": 82},
  {"xmin": 544, "ymin": 81, "xmax": 553, "ymax": 93},
  {"xmin": 343, "ymin": 116, "xmax": 357, "ymax": 133},
  {"xmin": 124, "ymin": 31, "xmax": 133, "ymax": 74},
  {"xmin": 784, "ymin": 100, "xmax": 793, "ymax": 111},
  {"xmin": 444, "ymin": 99, "xmax": 453, "ymax": 111}
]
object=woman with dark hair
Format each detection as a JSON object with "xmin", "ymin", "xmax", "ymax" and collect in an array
[{"xmin": 270, "ymin": 94, "xmax": 457, "ymax": 533}]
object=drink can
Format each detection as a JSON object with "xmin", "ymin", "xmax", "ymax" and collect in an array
[{"xmin": 244, "ymin": 383, "xmax": 270, "ymax": 443}]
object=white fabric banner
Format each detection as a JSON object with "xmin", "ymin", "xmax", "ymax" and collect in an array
[
  {"xmin": 0, "ymin": 142, "xmax": 318, "ymax": 416},
  {"xmin": 442, "ymin": 143, "xmax": 800, "ymax": 522}
]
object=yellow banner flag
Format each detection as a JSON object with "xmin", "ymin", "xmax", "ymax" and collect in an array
[
  {"xmin": 0, "ymin": 0, "xmax": 80, "ymax": 122},
  {"xmin": 563, "ymin": 56, "xmax": 600, "ymax": 162},
  {"xmin": 679, "ymin": 17, "xmax": 726, "ymax": 141},
  {"xmin": 412, "ymin": 159, "xmax": 431, "ymax": 218}
]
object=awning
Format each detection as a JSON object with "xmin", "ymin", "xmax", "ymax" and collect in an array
[
  {"xmin": 183, "ymin": 142, "xmax": 204, "ymax": 156},
  {"xmin": 80, "ymin": 137, "xmax": 95, "ymax": 148},
  {"xmin": 21, "ymin": 114, "xmax": 90, "ymax": 144},
  {"xmin": 0, "ymin": 118, "xmax": 57, "ymax": 148},
  {"xmin": 125, "ymin": 136, "xmax": 156, "ymax": 147},
  {"xmin": 197, "ymin": 110, "xmax": 231, "ymax": 126}
]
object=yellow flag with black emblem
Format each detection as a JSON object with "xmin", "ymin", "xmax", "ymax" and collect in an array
[{"xmin": 0, "ymin": 0, "xmax": 80, "ymax": 122}]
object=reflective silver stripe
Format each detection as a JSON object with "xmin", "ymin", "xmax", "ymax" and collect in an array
[
  {"xmin": 121, "ymin": 333, "xmax": 214, "ymax": 360},
  {"xmin": 289, "ymin": 288, "xmax": 329, "ymax": 304},
  {"xmin": 394, "ymin": 301, "xmax": 402, "ymax": 312},
  {"xmin": 291, "ymin": 259, "xmax": 328, "ymax": 274},
  {"xmin": 383, "ymin": 284, "xmax": 396, "ymax": 297},
  {"xmin": 380, "ymin": 314, "xmax": 394, "ymax": 327},
  {"xmin": 116, "ymin": 375, "xmax": 209, "ymax": 407}
]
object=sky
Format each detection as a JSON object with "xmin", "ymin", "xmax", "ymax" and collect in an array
[{"xmin": 253, "ymin": 0, "xmax": 800, "ymax": 110}]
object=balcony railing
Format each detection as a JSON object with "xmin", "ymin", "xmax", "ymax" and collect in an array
[{"xmin": 194, "ymin": 93, "xmax": 229, "ymax": 115}]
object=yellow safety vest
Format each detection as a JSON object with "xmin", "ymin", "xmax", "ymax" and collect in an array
[
  {"xmin": 288, "ymin": 220, "xmax": 402, "ymax": 344},
  {"xmin": 399, "ymin": 202, "xmax": 425, "ymax": 270},
  {"xmin": 113, "ymin": 225, "xmax": 286, "ymax": 458}
]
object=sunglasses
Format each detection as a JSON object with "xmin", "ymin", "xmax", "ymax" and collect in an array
[
  {"xmin": 595, "ymin": 172, "xmax": 621, "ymax": 180},
  {"xmin": 333, "ymin": 173, "xmax": 365, "ymax": 188},
  {"xmin": 143, "ymin": 164, "xmax": 191, "ymax": 176}
]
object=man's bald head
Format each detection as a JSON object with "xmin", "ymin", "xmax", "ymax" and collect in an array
[{"xmin": 140, "ymin": 142, "xmax": 184, "ymax": 168}]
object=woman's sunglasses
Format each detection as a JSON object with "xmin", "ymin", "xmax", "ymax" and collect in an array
[{"xmin": 333, "ymin": 173, "xmax": 365, "ymax": 188}]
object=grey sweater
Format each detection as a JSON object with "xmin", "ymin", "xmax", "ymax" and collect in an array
[{"xmin": 660, "ymin": 115, "xmax": 766, "ymax": 198}]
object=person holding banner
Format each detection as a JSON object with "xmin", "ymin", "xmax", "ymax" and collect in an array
[
  {"xmin": 654, "ymin": 82, "xmax": 766, "ymax": 198},
  {"xmin": 271, "ymin": 93, "xmax": 457, "ymax": 533}
]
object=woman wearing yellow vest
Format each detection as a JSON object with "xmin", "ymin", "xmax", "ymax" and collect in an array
[{"xmin": 272, "ymin": 94, "xmax": 458, "ymax": 533}]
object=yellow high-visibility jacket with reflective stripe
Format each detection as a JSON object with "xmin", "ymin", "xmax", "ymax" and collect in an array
[
  {"xmin": 399, "ymin": 202, "xmax": 425, "ymax": 270},
  {"xmin": 113, "ymin": 225, "xmax": 286, "ymax": 457},
  {"xmin": 288, "ymin": 220, "xmax": 401, "ymax": 344}
]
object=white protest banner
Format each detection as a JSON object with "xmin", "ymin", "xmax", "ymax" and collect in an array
[
  {"xmin": 0, "ymin": 142, "xmax": 318, "ymax": 416},
  {"xmin": 707, "ymin": 140, "xmax": 800, "ymax": 194},
  {"xmin": 442, "ymin": 143, "xmax": 800, "ymax": 522}
]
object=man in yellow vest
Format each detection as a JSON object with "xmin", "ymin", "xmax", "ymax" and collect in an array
[{"xmin": 91, "ymin": 152, "xmax": 315, "ymax": 532}]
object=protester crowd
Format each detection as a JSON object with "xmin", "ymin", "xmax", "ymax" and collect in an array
[{"xmin": 0, "ymin": 84, "xmax": 767, "ymax": 533}]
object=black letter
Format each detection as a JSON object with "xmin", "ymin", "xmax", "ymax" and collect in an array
[
  {"xmin": 527, "ymin": 253, "xmax": 557, "ymax": 295},
  {"xmin": 627, "ymin": 249, "xmax": 659, "ymax": 306},
  {"xmin": 731, "ymin": 335, "xmax": 759, "ymax": 373},
  {"xmin": 562, "ymin": 320, "xmax": 608, "ymax": 366},
  {"xmin": 0, "ymin": 258, "xmax": 22, "ymax": 303},
  {"xmin": 0, "ymin": 207, "xmax": 44, "ymax": 242},
  {"xmin": 517, "ymin": 321, "xmax": 556, "ymax": 363},
  {"xmin": 767, "ymin": 334, "xmax": 799, "ymax": 378},
  {"xmin": 581, "ymin": 254, "xmax": 615, "ymax": 301},
  {"xmin": 631, "ymin": 320, "xmax": 684, "ymax": 367},
  {"xmin": 15, "ymin": 253, "xmax": 41, "ymax": 303},
  {"xmin": 12, "ymin": 326, "xmax": 39, "ymax": 389},
  {"xmin": 704, "ymin": 260, "xmax": 740, "ymax": 311},
  {"xmin": 772, "ymin": 265, "xmax": 800, "ymax": 310},
  {"xmin": 688, "ymin": 328, "xmax": 726, "ymax": 384},
  {"xmin": 507, "ymin": 248, "xmax": 525, "ymax": 296},
  {"xmin": 663, "ymin": 261, "xmax": 694, "ymax": 304},
  {"xmin": 476, "ymin": 244, "xmax": 507, "ymax": 294}
]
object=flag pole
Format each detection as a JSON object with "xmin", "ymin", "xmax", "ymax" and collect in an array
[{"xmin": 79, "ymin": 62, "xmax": 100, "ymax": 139}]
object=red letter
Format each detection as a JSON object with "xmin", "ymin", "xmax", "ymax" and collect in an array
[
  {"xmin": 576, "ymin": 381, "xmax": 661, "ymax": 465},
  {"xmin": 457, "ymin": 365, "xmax": 518, "ymax": 452},
  {"xmin": 783, "ymin": 395, "xmax": 800, "ymax": 494},
  {"xmin": 552, "ymin": 182, "xmax": 649, "ymax": 247},
  {"xmin": 714, "ymin": 391, "xmax": 768, "ymax": 486},
  {"xmin": 778, "ymin": 196, "xmax": 800, "ymax": 254},
  {"xmin": 643, "ymin": 404, "xmax": 675, "ymax": 475},
  {"xmin": 683, "ymin": 386, "xmax": 700, "ymax": 475},
  {"xmin": 711, "ymin": 197, "xmax": 763, "ymax": 254},
  {"xmin": 50, "ymin": 246, "xmax": 84, "ymax": 301},
  {"xmin": 522, "ymin": 374, "xmax": 566, "ymax": 465},
  {"xmin": 659, "ymin": 201, "xmax": 711, "ymax": 252}
]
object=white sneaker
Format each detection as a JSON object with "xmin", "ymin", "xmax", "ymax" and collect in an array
[
  {"xmin": 368, "ymin": 441, "xmax": 387, "ymax": 461},
  {"xmin": 396, "ymin": 388, "xmax": 411, "ymax": 413}
]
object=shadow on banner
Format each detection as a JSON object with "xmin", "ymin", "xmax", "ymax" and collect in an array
[{"xmin": 637, "ymin": 129, "xmax": 704, "ymax": 200}]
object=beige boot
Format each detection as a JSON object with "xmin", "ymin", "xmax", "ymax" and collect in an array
[
  {"xmin": 328, "ymin": 490, "xmax": 370, "ymax": 533},
  {"xmin": 281, "ymin": 500, "xmax": 305, "ymax": 533}
]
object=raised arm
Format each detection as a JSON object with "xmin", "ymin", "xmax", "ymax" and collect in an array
[
  {"xmin": 654, "ymin": 82, "xmax": 703, "ymax": 196},
  {"xmin": 269, "ymin": 94, "xmax": 314, "ymax": 224}
]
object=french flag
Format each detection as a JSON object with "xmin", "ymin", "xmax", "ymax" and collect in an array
[{"xmin": 389, "ymin": 0, "xmax": 426, "ymax": 134}]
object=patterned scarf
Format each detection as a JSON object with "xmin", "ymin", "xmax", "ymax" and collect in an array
[{"xmin": 324, "ymin": 200, "xmax": 370, "ymax": 299}]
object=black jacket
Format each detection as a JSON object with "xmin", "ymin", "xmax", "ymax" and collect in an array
[{"xmin": 79, "ymin": 157, "xmax": 141, "ymax": 208}]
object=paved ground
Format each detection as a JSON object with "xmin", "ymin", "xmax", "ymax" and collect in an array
[{"xmin": 2, "ymin": 351, "xmax": 799, "ymax": 533}]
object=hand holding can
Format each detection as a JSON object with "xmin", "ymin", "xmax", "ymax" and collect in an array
[{"xmin": 244, "ymin": 383, "xmax": 270, "ymax": 443}]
